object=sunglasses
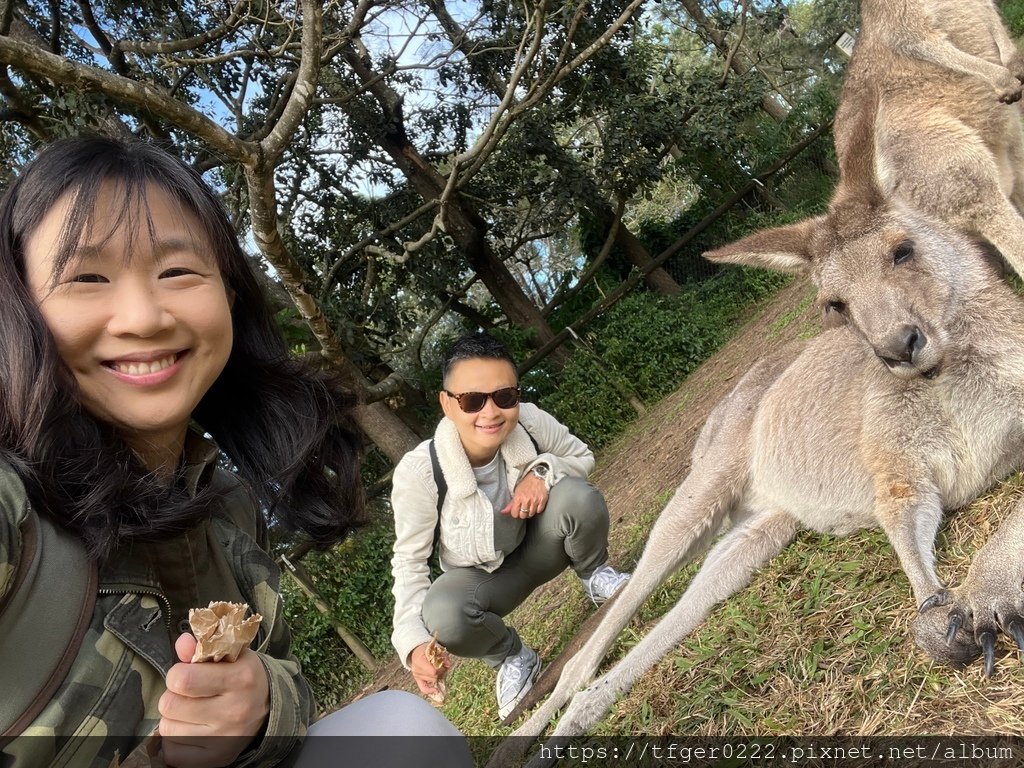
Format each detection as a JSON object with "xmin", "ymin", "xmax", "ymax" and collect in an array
[{"xmin": 444, "ymin": 386, "xmax": 522, "ymax": 413}]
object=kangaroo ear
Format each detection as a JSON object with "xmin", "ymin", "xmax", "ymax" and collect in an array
[{"xmin": 704, "ymin": 217, "xmax": 822, "ymax": 273}]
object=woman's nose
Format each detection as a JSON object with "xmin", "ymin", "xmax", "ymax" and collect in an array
[
  {"xmin": 106, "ymin": 281, "xmax": 174, "ymax": 337},
  {"xmin": 479, "ymin": 396, "xmax": 502, "ymax": 417}
]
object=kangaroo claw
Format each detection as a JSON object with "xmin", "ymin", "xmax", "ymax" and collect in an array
[
  {"xmin": 920, "ymin": 590, "xmax": 949, "ymax": 613},
  {"xmin": 945, "ymin": 610, "xmax": 964, "ymax": 645},
  {"xmin": 1009, "ymin": 620, "xmax": 1024, "ymax": 655},
  {"xmin": 979, "ymin": 630, "xmax": 997, "ymax": 677}
]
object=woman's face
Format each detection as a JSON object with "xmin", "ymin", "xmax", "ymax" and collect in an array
[
  {"xmin": 23, "ymin": 180, "xmax": 234, "ymax": 470},
  {"xmin": 440, "ymin": 357, "xmax": 520, "ymax": 466}
]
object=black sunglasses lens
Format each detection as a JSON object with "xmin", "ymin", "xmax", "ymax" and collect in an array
[
  {"xmin": 460, "ymin": 393, "xmax": 488, "ymax": 412},
  {"xmin": 492, "ymin": 387, "xmax": 520, "ymax": 409}
]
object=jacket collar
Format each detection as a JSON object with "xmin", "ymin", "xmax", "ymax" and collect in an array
[
  {"xmin": 180, "ymin": 428, "xmax": 221, "ymax": 496},
  {"xmin": 433, "ymin": 417, "xmax": 537, "ymax": 499}
]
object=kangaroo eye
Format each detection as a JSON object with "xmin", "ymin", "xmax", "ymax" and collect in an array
[
  {"xmin": 825, "ymin": 300, "xmax": 846, "ymax": 315},
  {"xmin": 893, "ymin": 241, "xmax": 915, "ymax": 265}
]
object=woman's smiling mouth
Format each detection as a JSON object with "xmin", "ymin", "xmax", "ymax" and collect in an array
[{"xmin": 103, "ymin": 350, "xmax": 188, "ymax": 383}]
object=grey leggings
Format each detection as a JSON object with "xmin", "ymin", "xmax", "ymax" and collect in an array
[
  {"xmin": 288, "ymin": 690, "xmax": 473, "ymax": 767},
  {"xmin": 421, "ymin": 476, "xmax": 610, "ymax": 666},
  {"xmin": 286, "ymin": 696, "xmax": 473, "ymax": 765}
]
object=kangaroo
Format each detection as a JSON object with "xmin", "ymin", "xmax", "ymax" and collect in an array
[
  {"xmin": 839, "ymin": 0, "xmax": 1024, "ymax": 276},
  {"xmin": 868, "ymin": 0, "xmax": 1024, "ymax": 105},
  {"xmin": 488, "ymin": 162, "xmax": 1024, "ymax": 768},
  {"xmin": 484, "ymin": 8, "xmax": 1024, "ymax": 765}
]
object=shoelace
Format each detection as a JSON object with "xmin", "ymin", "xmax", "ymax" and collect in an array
[{"xmin": 502, "ymin": 664, "xmax": 523, "ymax": 684}]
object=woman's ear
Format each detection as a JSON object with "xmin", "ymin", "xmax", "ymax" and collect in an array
[{"xmin": 439, "ymin": 390, "xmax": 456, "ymax": 420}]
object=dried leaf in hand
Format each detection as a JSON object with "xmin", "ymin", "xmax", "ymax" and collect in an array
[
  {"xmin": 424, "ymin": 633, "xmax": 450, "ymax": 704},
  {"xmin": 189, "ymin": 601, "xmax": 262, "ymax": 663}
]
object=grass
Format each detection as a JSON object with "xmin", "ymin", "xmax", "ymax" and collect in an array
[
  {"xmin": 765, "ymin": 288, "xmax": 815, "ymax": 341},
  {"xmin": 433, "ymin": 442, "xmax": 1024, "ymax": 753}
]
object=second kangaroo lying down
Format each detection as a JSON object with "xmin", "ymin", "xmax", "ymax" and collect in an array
[
  {"xmin": 837, "ymin": 0, "xmax": 1024, "ymax": 277},
  {"xmin": 490, "ymin": 152, "xmax": 1024, "ymax": 768}
]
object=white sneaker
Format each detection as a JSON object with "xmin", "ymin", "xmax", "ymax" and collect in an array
[
  {"xmin": 582, "ymin": 563, "xmax": 630, "ymax": 606},
  {"xmin": 495, "ymin": 643, "xmax": 541, "ymax": 720}
]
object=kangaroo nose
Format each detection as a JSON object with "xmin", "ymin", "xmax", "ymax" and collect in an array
[{"xmin": 877, "ymin": 325, "xmax": 926, "ymax": 365}]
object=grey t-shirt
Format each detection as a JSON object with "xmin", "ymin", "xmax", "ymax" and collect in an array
[{"xmin": 472, "ymin": 453, "xmax": 526, "ymax": 556}]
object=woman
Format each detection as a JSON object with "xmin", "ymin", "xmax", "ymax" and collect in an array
[
  {"xmin": 0, "ymin": 137, "xmax": 469, "ymax": 768},
  {"xmin": 391, "ymin": 333, "xmax": 630, "ymax": 720}
]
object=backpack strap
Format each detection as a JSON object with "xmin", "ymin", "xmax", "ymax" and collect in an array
[
  {"xmin": 426, "ymin": 422, "xmax": 541, "ymax": 565},
  {"xmin": 0, "ymin": 508, "xmax": 96, "ymax": 745},
  {"xmin": 427, "ymin": 439, "xmax": 445, "ymax": 568}
]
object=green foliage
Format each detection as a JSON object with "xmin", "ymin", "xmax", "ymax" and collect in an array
[
  {"xmin": 542, "ymin": 355, "xmax": 638, "ymax": 448},
  {"xmin": 1004, "ymin": 0, "xmax": 1024, "ymax": 37},
  {"xmin": 281, "ymin": 519, "xmax": 397, "ymax": 712},
  {"xmin": 542, "ymin": 267, "xmax": 789, "ymax": 448}
]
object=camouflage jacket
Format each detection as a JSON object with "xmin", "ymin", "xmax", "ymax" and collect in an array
[{"xmin": 0, "ymin": 437, "xmax": 313, "ymax": 767}]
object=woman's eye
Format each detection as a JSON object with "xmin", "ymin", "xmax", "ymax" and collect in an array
[
  {"xmin": 70, "ymin": 274, "xmax": 107, "ymax": 283},
  {"xmin": 160, "ymin": 267, "xmax": 196, "ymax": 278}
]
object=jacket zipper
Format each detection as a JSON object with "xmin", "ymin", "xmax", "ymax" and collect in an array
[{"xmin": 98, "ymin": 586, "xmax": 173, "ymax": 634}]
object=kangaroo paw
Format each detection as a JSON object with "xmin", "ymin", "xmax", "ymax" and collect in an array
[
  {"xmin": 993, "ymin": 66, "xmax": 1024, "ymax": 103},
  {"xmin": 913, "ymin": 595, "xmax": 982, "ymax": 667},
  {"xmin": 914, "ymin": 577, "xmax": 1024, "ymax": 675},
  {"xmin": 1005, "ymin": 51, "xmax": 1024, "ymax": 84}
]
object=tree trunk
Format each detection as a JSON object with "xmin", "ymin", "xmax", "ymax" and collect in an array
[
  {"xmin": 612, "ymin": 218, "xmax": 680, "ymax": 294},
  {"xmin": 355, "ymin": 401, "xmax": 420, "ymax": 461},
  {"xmin": 425, "ymin": 0, "xmax": 681, "ymax": 296}
]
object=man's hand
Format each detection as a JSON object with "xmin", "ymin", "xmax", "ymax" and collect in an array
[
  {"xmin": 409, "ymin": 641, "xmax": 451, "ymax": 697},
  {"xmin": 501, "ymin": 472, "xmax": 549, "ymax": 519},
  {"xmin": 159, "ymin": 633, "xmax": 270, "ymax": 768}
]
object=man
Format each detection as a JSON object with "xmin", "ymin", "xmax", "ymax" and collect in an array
[{"xmin": 390, "ymin": 333, "xmax": 630, "ymax": 719}]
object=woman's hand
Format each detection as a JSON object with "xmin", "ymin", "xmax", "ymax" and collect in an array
[
  {"xmin": 409, "ymin": 641, "xmax": 451, "ymax": 697},
  {"xmin": 501, "ymin": 472, "xmax": 549, "ymax": 519},
  {"xmin": 158, "ymin": 633, "xmax": 270, "ymax": 767}
]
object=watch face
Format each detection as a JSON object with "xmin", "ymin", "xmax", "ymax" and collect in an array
[{"xmin": 533, "ymin": 465, "xmax": 549, "ymax": 477}]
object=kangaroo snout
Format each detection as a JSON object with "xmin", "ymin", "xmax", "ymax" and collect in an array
[{"xmin": 875, "ymin": 324, "xmax": 927, "ymax": 367}]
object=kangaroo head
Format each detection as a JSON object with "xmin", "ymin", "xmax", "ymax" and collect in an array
[{"xmin": 704, "ymin": 194, "xmax": 989, "ymax": 381}]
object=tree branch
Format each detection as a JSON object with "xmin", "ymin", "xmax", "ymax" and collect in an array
[
  {"xmin": 260, "ymin": 0, "xmax": 321, "ymax": 162},
  {"xmin": 115, "ymin": 0, "xmax": 248, "ymax": 55},
  {"xmin": 0, "ymin": 35, "xmax": 256, "ymax": 163}
]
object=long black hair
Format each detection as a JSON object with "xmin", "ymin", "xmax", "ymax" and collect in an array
[{"xmin": 0, "ymin": 136, "xmax": 365, "ymax": 558}]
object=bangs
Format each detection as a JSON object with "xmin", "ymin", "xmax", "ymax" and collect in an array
[
  {"xmin": 40, "ymin": 178, "xmax": 224, "ymax": 289},
  {"xmin": 9, "ymin": 138, "xmax": 238, "ymax": 291}
]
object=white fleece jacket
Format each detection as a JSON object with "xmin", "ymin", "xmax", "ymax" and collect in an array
[{"xmin": 389, "ymin": 402, "xmax": 594, "ymax": 667}]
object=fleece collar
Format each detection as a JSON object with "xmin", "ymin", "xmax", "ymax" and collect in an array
[{"xmin": 433, "ymin": 417, "xmax": 538, "ymax": 499}]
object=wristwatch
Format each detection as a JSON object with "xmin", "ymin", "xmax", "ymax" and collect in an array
[{"xmin": 531, "ymin": 463, "xmax": 551, "ymax": 487}]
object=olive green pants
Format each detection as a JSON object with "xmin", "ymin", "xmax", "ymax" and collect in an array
[{"xmin": 421, "ymin": 476, "xmax": 610, "ymax": 667}]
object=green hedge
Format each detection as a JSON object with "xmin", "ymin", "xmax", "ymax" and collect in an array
[
  {"xmin": 543, "ymin": 267, "xmax": 788, "ymax": 447},
  {"xmin": 281, "ymin": 521, "xmax": 397, "ymax": 713},
  {"xmin": 1004, "ymin": 0, "xmax": 1024, "ymax": 37}
]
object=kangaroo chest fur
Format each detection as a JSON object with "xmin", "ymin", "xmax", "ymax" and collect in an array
[{"xmin": 746, "ymin": 328, "xmax": 1024, "ymax": 536}]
